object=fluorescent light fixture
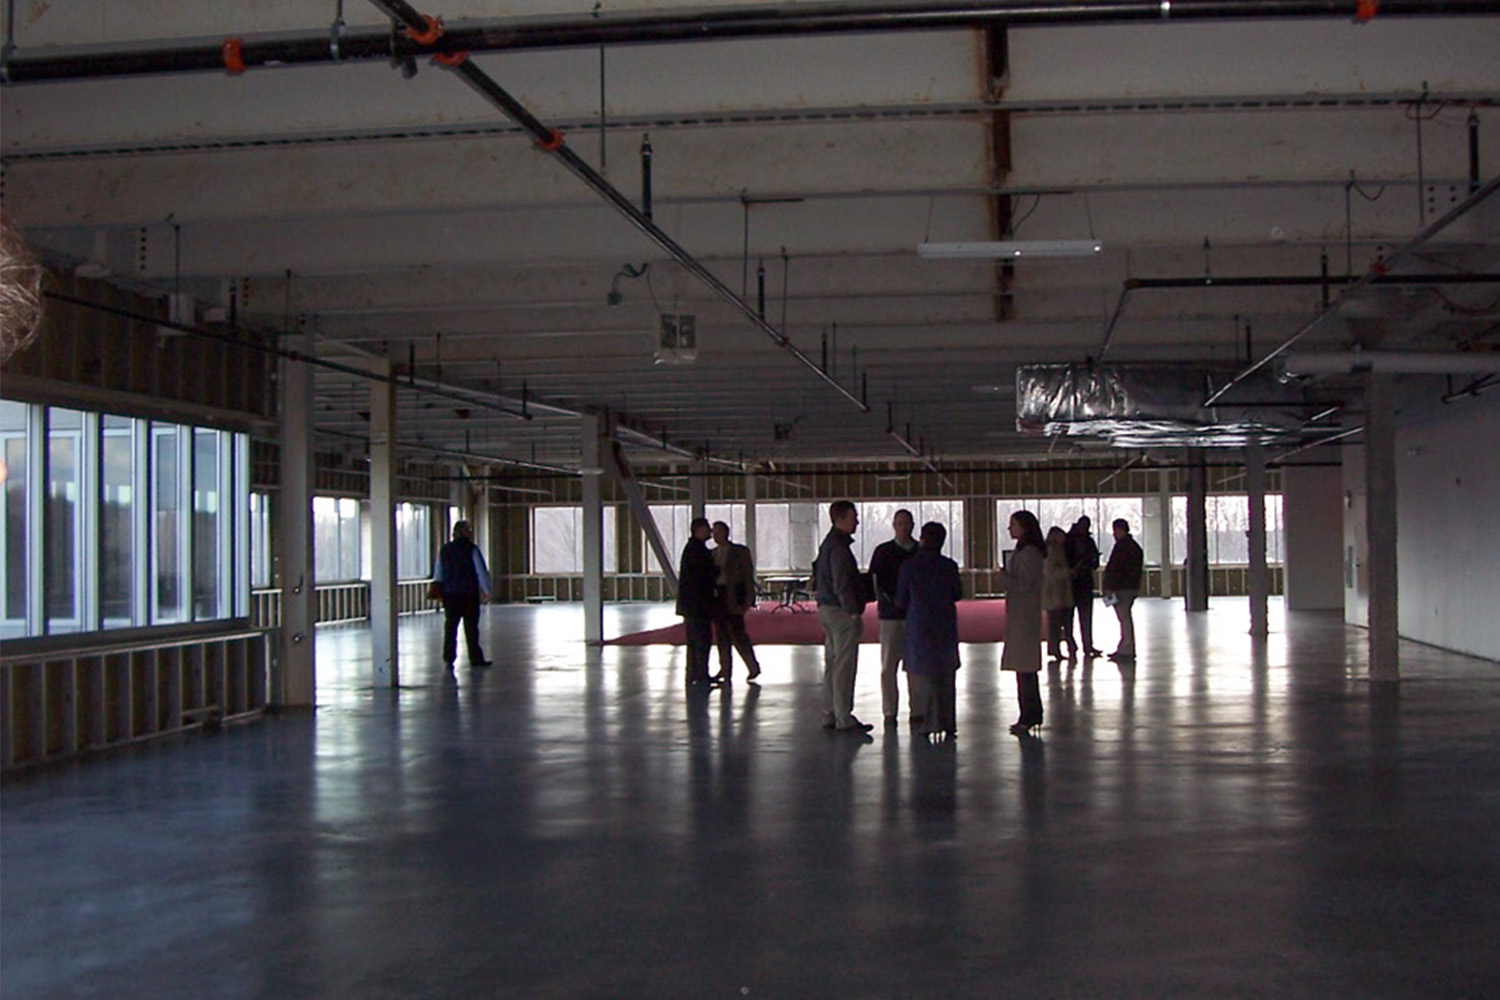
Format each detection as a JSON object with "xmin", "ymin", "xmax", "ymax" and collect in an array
[{"xmin": 918, "ymin": 239, "xmax": 1103, "ymax": 260}]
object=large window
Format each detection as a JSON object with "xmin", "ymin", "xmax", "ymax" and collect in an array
[
  {"xmin": 753, "ymin": 502, "xmax": 822, "ymax": 573},
  {"xmin": 1171, "ymin": 494, "xmax": 1284, "ymax": 565},
  {"xmin": 532, "ymin": 506, "xmax": 619, "ymax": 574},
  {"xmin": 249, "ymin": 492, "xmax": 272, "ymax": 589},
  {"xmin": 997, "ymin": 497, "xmax": 1146, "ymax": 566},
  {"xmin": 853, "ymin": 500, "xmax": 966, "ymax": 568},
  {"xmin": 0, "ymin": 398, "xmax": 251, "ymax": 638},
  {"xmin": 396, "ymin": 502, "xmax": 433, "ymax": 580},
  {"xmin": 313, "ymin": 496, "xmax": 363, "ymax": 583}
]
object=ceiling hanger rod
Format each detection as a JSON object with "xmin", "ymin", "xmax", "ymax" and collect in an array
[
  {"xmin": 8, "ymin": 2, "xmax": 1500, "ymax": 83},
  {"xmin": 366, "ymin": 0, "xmax": 869, "ymax": 415}
]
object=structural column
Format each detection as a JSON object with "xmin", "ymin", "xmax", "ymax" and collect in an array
[
  {"xmin": 580, "ymin": 412, "xmax": 605, "ymax": 645},
  {"xmin": 368, "ymin": 358, "xmax": 398, "ymax": 687},
  {"xmin": 1366, "ymin": 373, "xmax": 1400, "ymax": 681},
  {"xmin": 1245, "ymin": 442, "xmax": 1269, "ymax": 637},
  {"xmin": 744, "ymin": 472, "xmax": 758, "ymax": 561},
  {"xmin": 1184, "ymin": 449, "xmax": 1210, "ymax": 611},
  {"xmin": 276, "ymin": 318, "xmax": 317, "ymax": 706},
  {"xmin": 1158, "ymin": 472, "xmax": 1174, "ymax": 599},
  {"xmin": 688, "ymin": 459, "xmax": 707, "ymax": 521}
]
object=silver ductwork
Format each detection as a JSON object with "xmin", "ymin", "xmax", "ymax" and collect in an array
[
  {"xmin": 1016, "ymin": 364, "xmax": 1308, "ymax": 448},
  {"xmin": 1282, "ymin": 351, "xmax": 1500, "ymax": 376}
]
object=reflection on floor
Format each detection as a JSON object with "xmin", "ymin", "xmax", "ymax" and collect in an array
[{"xmin": 4, "ymin": 598, "xmax": 1500, "ymax": 999}]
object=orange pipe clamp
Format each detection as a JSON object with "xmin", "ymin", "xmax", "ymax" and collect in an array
[
  {"xmin": 404, "ymin": 14, "xmax": 444, "ymax": 46},
  {"xmin": 433, "ymin": 51, "xmax": 468, "ymax": 68},
  {"xmin": 537, "ymin": 129, "xmax": 564, "ymax": 152},
  {"xmin": 221, "ymin": 38, "xmax": 246, "ymax": 75},
  {"xmin": 1355, "ymin": 0, "xmax": 1378, "ymax": 22}
]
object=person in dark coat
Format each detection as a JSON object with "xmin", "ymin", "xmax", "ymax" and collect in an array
[
  {"xmin": 676, "ymin": 517, "xmax": 719, "ymax": 685},
  {"xmin": 1102, "ymin": 518, "xmax": 1145, "ymax": 662},
  {"xmin": 895, "ymin": 521, "xmax": 963, "ymax": 741},
  {"xmin": 868, "ymin": 508, "xmax": 918, "ymax": 727},
  {"xmin": 432, "ymin": 519, "xmax": 492, "ymax": 671},
  {"xmin": 1066, "ymin": 515, "xmax": 1103, "ymax": 656}
]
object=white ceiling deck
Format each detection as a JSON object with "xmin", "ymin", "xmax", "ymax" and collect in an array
[{"xmin": 5, "ymin": 2, "xmax": 1499, "ymax": 472}]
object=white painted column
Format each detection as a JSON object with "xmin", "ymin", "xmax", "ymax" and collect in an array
[
  {"xmin": 1185, "ymin": 450, "xmax": 1210, "ymax": 612},
  {"xmin": 368, "ymin": 358, "xmax": 398, "ymax": 688},
  {"xmin": 276, "ymin": 318, "xmax": 317, "ymax": 707},
  {"xmin": 1366, "ymin": 374, "xmax": 1400, "ymax": 681},
  {"xmin": 1158, "ymin": 472, "xmax": 1174, "ymax": 599},
  {"xmin": 1246, "ymin": 442, "xmax": 1269, "ymax": 637},
  {"xmin": 580, "ymin": 412, "xmax": 605, "ymax": 645}
]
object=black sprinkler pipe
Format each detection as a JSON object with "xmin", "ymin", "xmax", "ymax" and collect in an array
[{"xmin": 7, "ymin": 2, "xmax": 1500, "ymax": 83}]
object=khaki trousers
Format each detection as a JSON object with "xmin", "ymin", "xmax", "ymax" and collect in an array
[{"xmin": 819, "ymin": 605, "xmax": 863, "ymax": 726}]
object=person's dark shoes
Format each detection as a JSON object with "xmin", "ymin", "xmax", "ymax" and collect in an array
[
  {"xmin": 884, "ymin": 715, "xmax": 898, "ymax": 728},
  {"xmin": 1108, "ymin": 652, "xmax": 1135, "ymax": 662},
  {"xmin": 746, "ymin": 664, "xmax": 762, "ymax": 681},
  {"xmin": 836, "ymin": 716, "xmax": 874, "ymax": 733},
  {"xmin": 1010, "ymin": 719, "xmax": 1042, "ymax": 735},
  {"xmin": 710, "ymin": 672, "xmax": 729, "ymax": 685},
  {"xmin": 1086, "ymin": 648, "xmax": 1104, "ymax": 657},
  {"xmin": 689, "ymin": 674, "xmax": 712, "ymax": 686},
  {"xmin": 822, "ymin": 713, "xmax": 837, "ymax": 730},
  {"xmin": 471, "ymin": 660, "xmax": 493, "ymax": 668}
]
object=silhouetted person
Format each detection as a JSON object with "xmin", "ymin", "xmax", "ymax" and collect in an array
[
  {"xmin": 895, "ymin": 521, "xmax": 963, "ymax": 741},
  {"xmin": 1067, "ymin": 515, "xmax": 1102, "ymax": 656},
  {"xmin": 1103, "ymin": 518, "xmax": 1144, "ymax": 662},
  {"xmin": 815, "ymin": 500, "xmax": 871, "ymax": 732},
  {"xmin": 711, "ymin": 520, "xmax": 761, "ymax": 683},
  {"xmin": 1043, "ymin": 526, "xmax": 1077, "ymax": 660},
  {"xmin": 869, "ymin": 508, "xmax": 918, "ymax": 728},
  {"xmin": 677, "ymin": 517, "xmax": 719, "ymax": 686},
  {"xmin": 432, "ymin": 519, "xmax": 492, "ymax": 671}
]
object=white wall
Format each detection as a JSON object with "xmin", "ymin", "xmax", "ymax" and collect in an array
[
  {"xmin": 1283, "ymin": 461, "xmax": 1344, "ymax": 610},
  {"xmin": 1342, "ymin": 443, "xmax": 1369, "ymax": 628},
  {"xmin": 1394, "ymin": 389, "xmax": 1500, "ymax": 661}
]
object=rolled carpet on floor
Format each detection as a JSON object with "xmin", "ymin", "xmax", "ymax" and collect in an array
[{"xmin": 607, "ymin": 599, "xmax": 1007, "ymax": 646}]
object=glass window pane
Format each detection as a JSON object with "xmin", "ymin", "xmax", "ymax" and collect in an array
[
  {"xmin": 603, "ymin": 506, "xmax": 618, "ymax": 574},
  {"xmin": 646, "ymin": 504, "xmax": 689, "ymax": 575},
  {"xmin": 1, "ymin": 401, "xmax": 29, "ymax": 635},
  {"xmin": 101, "ymin": 415, "xmax": 136, "ymax": 626},
  {"xmin": 153, "ymin": 424, "xmax": 188, "ymax": 623},
  {"xmin": 46, "ymin": 409, "xmax": 83, "ymax": 633},
  {"xmin": 754, "ymin": 503, "xmax": 791, "ymax": 572},
  {"xmin": 250, "ymin": 492, "xmax": 271, "ymax": 588},
  {"xmin": 192, "ymin": 428, "xmax": 221, "ymax": 619},
  {"xmin": 533, "ymin": 507, "xmax": 580, "ymax": 573},
  {"xmin": 339, "ymin": 496, "xmax": 361, "ymax": 582},
  {"xmin": 397, "ymin": 503, "xmax": 431, "ymax": 579},
  {"xmin": 313, "ymin": 495, "xmax": 340, "ymax": 582}
]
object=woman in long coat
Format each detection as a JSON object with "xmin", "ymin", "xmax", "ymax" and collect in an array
[
  {"xmin": 1000, "ymin": 510, "xmax": 1046, "ymax": 733},
  {"xmin": 895, "ymin": 521, "xmax": 964, "ymax": 740}
]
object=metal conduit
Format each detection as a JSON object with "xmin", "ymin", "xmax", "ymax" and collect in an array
[
  {"xmin": 6, "ymin": 2, "xmax": 1500, "ymax": 83},
  {"xmin": 366, "ymin": 0, "xmax": 869, "ymax": 415},
  {"xmin": 1098, "ymin": 272, "xmax": 1500, "ymax": 361}
]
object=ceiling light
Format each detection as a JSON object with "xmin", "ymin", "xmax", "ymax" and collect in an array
[{"xmin": 918, "ymin": 240, "xmax": 1103, "ymax": 260}]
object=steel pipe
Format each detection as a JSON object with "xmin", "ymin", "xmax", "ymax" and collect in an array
[
  {"xmin": 1282, "ymin": 351, "xmax": 1500, "ymax": 375},
  {"xmin": 6, "ymin": 2, "xmax": 1500, "ymax": 83}
]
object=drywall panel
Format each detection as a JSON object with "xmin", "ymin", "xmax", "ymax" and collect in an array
[{"xmin": 1283, "ymin": 462, "xmax": 1344, "ymax": 611}]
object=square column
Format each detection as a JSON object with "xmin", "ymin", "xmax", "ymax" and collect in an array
[
  {"xmin": 367, "ymin": 358, "xmax": 398, "ymax": 688},
  {"xmin": 580, "ymin": 412, "xmax": 605, "ymax": 645},
  {"xmin": 1185, "ymin": 449, "xmax": 1210, "ymax": 612},
  {"xmin": 1366, "ymin": 373, "xmax": 1400, "ymax": 681},
  {"xmin": 276, "ymin": 319, "xmax": 317, "ymax": 706},
  {"xmin": 1246, "ymin": 442, "xmax": 1269, "ymax": 637}
]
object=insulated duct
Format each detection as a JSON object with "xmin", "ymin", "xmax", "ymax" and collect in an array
[
  {"xmin": 1016, "ymin": 364, "xmax": 1309, "ymax": 448},
  {"xmin": 1282, "ymin": 351, "xmax": 1500, "ymax": 375}
]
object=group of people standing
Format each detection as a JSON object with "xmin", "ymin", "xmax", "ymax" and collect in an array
[{"xmin": 677, "ymin": 500, "xmax": 1146, "ymax": 743}]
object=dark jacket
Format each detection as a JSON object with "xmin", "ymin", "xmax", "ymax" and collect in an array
[
  {"xmin": 814, "ymin": 527, "xmax": 866, "ymax": 616},
  {"xmin": 869, "ymin": 537, "xmax": 919, "ymax": 620},
  {"xmin": 676, "ymin": 537, "xmax": 719, "ymax": 618},
  {"xmin": 436, "ymin": 538, "xmax": 481, "ymax": 596},
  {"xmin": 1103, "ymin": 534, "xmax": 1144, "ymax": 592},
  {"xmin": 894, "ymin": 549, "xmax": 963, "ymax": 675},
  {"xmin": 1066, "ymin": 526, "xmax": 1100, "ymax": 591},
  {"xmin": 715, "ymin": 541, "xmax": 757, "ymax": 615}
]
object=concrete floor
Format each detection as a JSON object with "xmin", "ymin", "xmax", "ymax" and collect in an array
[{"xmin": 3, "ymin": 598, "xmax": 1499, "ymax": 1000}]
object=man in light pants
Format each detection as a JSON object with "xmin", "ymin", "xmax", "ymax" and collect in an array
[{"xmin": 868, "ymin": 509, "xmax": 918, "ymax": 729}]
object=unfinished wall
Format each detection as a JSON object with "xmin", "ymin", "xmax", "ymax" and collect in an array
[
  {"xmin": 1283, "ymin": 461, "xmax": 1344, "ymax": 610},
  {"xmin": 1395, "ymin": 390, "xmax": 1500, "ymax": 661}
]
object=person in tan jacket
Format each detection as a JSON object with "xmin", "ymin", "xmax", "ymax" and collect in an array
[{"xmin": 711, "ymin": 521, "xmax": 762, "ymax": 683}]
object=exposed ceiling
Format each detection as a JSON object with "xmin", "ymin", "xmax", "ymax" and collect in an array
[{"xmin": 4, "ymin": 2, "xmax": 1500, "ymax": 474}]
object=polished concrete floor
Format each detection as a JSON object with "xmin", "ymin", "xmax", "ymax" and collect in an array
[{"xmin": 4, "ymin": 598, "xmax": 1499, "ymax": 1000}]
